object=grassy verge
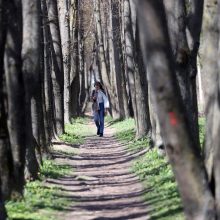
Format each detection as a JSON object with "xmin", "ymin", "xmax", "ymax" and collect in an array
[
  {"xmin": 60, "ymin": 117, "xmax": 93, "ymax": 145},
  {"xmin": 5, "ymin": 118, "xmax": 92, "ymax": 220},
  {"xmin": 6, "ymin": 160, "xmax": 72, "ymax": 220},
  {"xmin": 110, "ymin": 117, "xmax": 206, "ymax": 219},
  {"xmin": 109, "ymin": 117, "xmax": 183, "ymax": 220}
]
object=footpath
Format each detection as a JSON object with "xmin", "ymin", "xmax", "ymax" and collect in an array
[{"xmin": 50, "ymin": 122, "xmax": 150, "ymax": 220}]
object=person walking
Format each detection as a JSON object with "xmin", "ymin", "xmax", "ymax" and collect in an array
[{"xmin": 91, "ymin": 82, "xmax": 109, "ymax": 137}]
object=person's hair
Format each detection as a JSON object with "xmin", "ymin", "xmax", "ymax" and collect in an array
[{"xmin": 94, "ymin": 81, "xmax": 105, "ymax": 94}]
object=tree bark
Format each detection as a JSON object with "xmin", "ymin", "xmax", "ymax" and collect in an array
[
  {"xmin": 41, "ymin": 0, "xmax": 53, "ymax": 147},
  {"xmin": 39, "ymin": 0, "xmax": 48, "ymax": 155},
  {"xmin": 22, "ymin": 0, "xmax": 43, "ymax": 179},
  {"xmin": 108, "ymin": 0, "xmax": 125, "ymax": 119},
  {"xmin": 164, "ymin": 0, "xmax": 200, "ymax": 149},
  {"xmin": 119, "ymin": 0, "xmax": 130, "ymax": 118},
  {"xmin": 215, "ymin": 3, "xmax": 220, "ymax": 217},
  {"xmin": 4, "ymin": 0, "xmax": 27, "ymax": 194},
  {"xmin": 136, "ymin": 1, "xmax": 215, "ymax": 219},
  {"xmin": 202, "ymin": 0, "xmax": 219, "ymax": 183},
  {"xmin": 94, "ymin": 0, "xmax": 114, "ymax": 104},
  {"xmin": 124, "ymin": 0, "xmax": 137, "ymax": 122},
  {"xmin": 0, "ymin": 0, "xmax": 10, "ymax": 203},
  {"xmin": 46, "ymin": 0, "xmax": 64, "ymax": 135},
  {"xmin": 134, "ymin": 18, "xmax": 151, "ymax": 139},
  {"xmin": 202, "ymin": 0, "xmax": 220, "ymax": 217},
  {"xmin": 57, "ymin": 0, "xmax": 71, "ymax": 124},
  {"xmin": 70, "ymin": 0, "xmax": 80, "ymax": 117},
  {"xmin": 78, "ymin": 2, "xmax": 86, "ymax": 114}
]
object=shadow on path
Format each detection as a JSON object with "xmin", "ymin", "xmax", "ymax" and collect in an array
[{"xmin": 50, "ymin": 122, "xmax": 151, "ymax": 220}]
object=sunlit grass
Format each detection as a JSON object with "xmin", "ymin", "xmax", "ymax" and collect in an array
[
  {"xmin": 110, "ymin": 118, "xmax": 150, "ymax": 151},
  {"xmin": 134, "ymin": 149, "xmax": 183, "ymax": 220},
  {"xmin": 6, "ymin": 181, "xmax": 69, "ymax": 220},
  {"xmin": 60, "ymin": 117, "xmax": 94, "ymax": 145},
  {"xmin": 40, "ymin": 160, "xmax": 72, "ymax": 179},
  {"xmin": 6, "ymin": 160, "xmax": 72, "ymax": 220}
]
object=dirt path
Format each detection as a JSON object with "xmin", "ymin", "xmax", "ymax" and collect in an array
[{"xmin": 49, "ymin": 122, "xmax": 150, "ymax": 220}]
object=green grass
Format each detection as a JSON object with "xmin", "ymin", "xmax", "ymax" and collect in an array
[
  {"xmin": 110, "ymin": 117, "xmax": 184, "ymax": 220},
  {"xmin": 6, "ymin": 117, "xmax": 93, "ymax": 220},
  {"xmin": 109, "ymin": 118, "xmax": 150, "ymax": 151},
  {"xmin": 40, "ymin": 160, "xmax": 72, "ymax": 179},
  {"xmin": 60, "ymin": 117, "xmax": 93, "ymax": 144},
  {"xmin": 6, "ymin": 181, "xmax": 69, "ymax": 220},
  {"xmin": 6, "ymin": 159, "xmax": 72, "ymax": 220},
  {"xmin": 134, "ymin": 150, "xmax": 183, "ymax": 220}
]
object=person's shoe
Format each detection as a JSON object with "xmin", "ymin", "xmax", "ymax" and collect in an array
[
  {"xmin": 97, "ymin": 130, "xmax": 100, "ymax": 135},
  {"xmin": 99, "ymin": 133, "xmax": 103, "ymax": 137}
]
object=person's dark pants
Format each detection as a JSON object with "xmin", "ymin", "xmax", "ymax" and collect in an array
[{"xmin": 94, "ymin": 102, "xmax": 105, "ymax": 135}]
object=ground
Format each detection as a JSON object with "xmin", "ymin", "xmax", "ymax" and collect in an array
[{"xmin": 50, "ymin": 122, "xmax": 150, "ymax": 220}]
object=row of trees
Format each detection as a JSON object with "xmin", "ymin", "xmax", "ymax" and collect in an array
[
  {"xmin": 91, "ymin": 0, "xmax": 152, "ymax": 140},
  {"xmin": 0, "ymin": 0, "xmax": 89, "ymax": 218},
  {"xmin": 90, "ymin": 0, "xmax": 220, "ymax": 219},
  {"xmin": 1, "ymin": 0, "xmax": 220, "ymax": 219}
]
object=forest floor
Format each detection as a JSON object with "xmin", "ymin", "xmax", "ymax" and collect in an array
[{"xmin": 50, "ymin": 121, "xmax": 150, "ymax": 220}]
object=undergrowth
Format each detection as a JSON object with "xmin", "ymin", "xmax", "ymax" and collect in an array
[
  {"xmin": 6, "ymin": 160, "xmax": 72, "ymax": 220},
  {"xmin": 60, "ymin": 117, "xmax": 93, "ymax": 144}
]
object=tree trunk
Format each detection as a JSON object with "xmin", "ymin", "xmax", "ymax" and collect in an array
[
  {"xmin": 124, "ymin": 0, "xmax": 137, "ymax": 122},
  {"xmin": 133, "ymin": 14, "xmax": 151, "ymax": 139},
  {"xmin": 57, "ymin": 0, "xmax": 71, "ymax": 124},
  {"xmin": 46, "ymin": 0, "xmax": 64, "ymax": 135},
  {"xmin": 4, "ymin": 0, "xmax": 27, "ymax": 194},
  {"xmin": 22, "ymin": 0, "xmax": 43, "ymax": 179},
  {"xmin": 215, "ymin": 2, "xmax": 220, "ymax": 217},
  {"xmin": 120, "ymin": 0, "xmax": 130, "ymax": 118},
  {"xmin": 0, "ymin": 0, "xmax": 12, "ymax": 203},
  {"xmin": 197, "ymin": 59, "xmax": 204, "ymax": 113},
  {"xmin": 202, "ymin": 0, "xmax": 220, "ymax": 216},
  {"xmin": 149, "ymin": 86, "xmax": 163, "ymax": 149},
  {"xmin": 136, "ymin": 1, "xmax": 215, "ymax": 219},
  {"xmin": 202, "ymin": 0, "xmax": 219, "ymax": 183},
  {"xmin": 41, "ymin": 0, "xmax": 53, "ymax": 147},
  {"xmin": 94, "ymin": 0, "xmax": 114, "ymax": 102},
  {"xmin": 109, "ymin": 0, "xmax": 125, "ymax": 119},
  {"xmin": 78, "ymin": 2, "xmax": 86, "ymax": 114},
  {"xmin": 0, "ymin": 29, "xmax": 12, "ymax": 199},
  {"xmin": 70, "ymin": 0, "xmax": 80, "ymax": 117},
  {"xmin": 39, "ymin": 1, "xmax": 48, "ymax": 155},
  {"xmin": 164, "ymin": 0, "xmax": 200, "ymax": 149}
]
